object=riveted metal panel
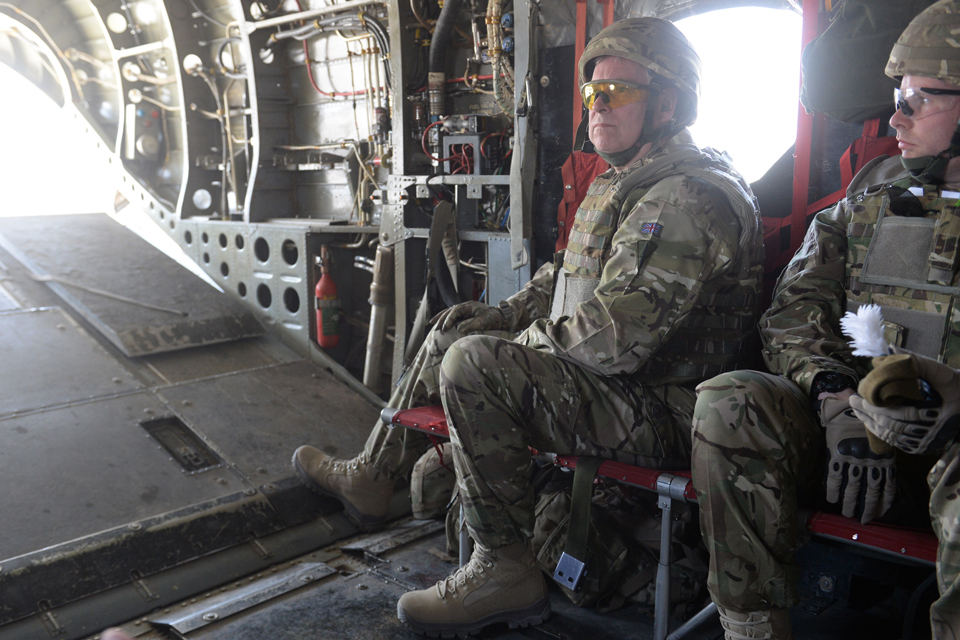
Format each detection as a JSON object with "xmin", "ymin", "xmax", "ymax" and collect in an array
[
  {"xmin": 156, "ymin": 360, "xmax": 380, "ymax": 482},
  {"xmin": 0, "ymin": 284, "xmax": 18, "ymax": 311},
  {"xmin": 0, "ymin": 392, "xmax": 248, "ymax": 561},
  {"xmin": 0, "ymin": 307, "xmax": 141, "ymax": 418},
  {"xmin": 0, "ymin": 214, "xmax": 264, "ymax": 357}
]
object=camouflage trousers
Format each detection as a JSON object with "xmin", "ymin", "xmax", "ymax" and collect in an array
[
  {"xmin": 360, "ymin": 323, "xmax": 514, "ymax": 479},
  {"xmin": 691, "ymin": 371, "xmax": 823, "ymax": 611},
  {"xmin": 439, "ymin": 334, "xmax": 695, "ymax": 550},
  {"xmin": 929, "ymin": 440, "xmax": 960, "ymax": 640},
  {"xmin": 692, "ymin": 371, "xmax": 960, "ymax": 639}
]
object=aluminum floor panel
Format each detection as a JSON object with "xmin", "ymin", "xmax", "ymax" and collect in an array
[
  {"xmin": 0, "ymin": 283, "xmax": 19, "ymax": 311},
  {"xmin": 141, "ymin": 337, "xmax": 302, "ymax": 385},
  {"xmin": 157, "ymin": 361, "xmax": 380, "ymax": 483},
  {"xmin": 0, "ymin": 308, "xmax": 141, "ymax": 418},
  {"xmin": 0, "ymin": 214, "xmax": 263, "ymax": 357},
  {"xmin": 0, "ymin": 393, "xmax": 247, "ymax": 560}
]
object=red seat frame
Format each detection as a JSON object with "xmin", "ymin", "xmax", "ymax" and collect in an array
[{"xmin": 382, "ymin": 405, "xmax": 937, "ymax": 639}]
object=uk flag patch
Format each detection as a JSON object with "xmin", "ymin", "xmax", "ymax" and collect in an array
[{"xmin": 641, "ymin": 222, "xmax": 663, "ymax": 238}]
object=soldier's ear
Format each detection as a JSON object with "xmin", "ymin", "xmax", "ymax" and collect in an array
[{"xmin": 652, "ymin": 87, "xmax": 677, "ymax": 129}]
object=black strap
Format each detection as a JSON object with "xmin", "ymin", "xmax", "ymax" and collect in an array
[{"xmin": 565, "ymin": 456, "xmax": 605, "ymax": 563}]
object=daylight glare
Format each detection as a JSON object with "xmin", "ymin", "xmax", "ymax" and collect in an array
[
  {"xmin": 0, "ymin": 63, "xmax": 114, "ymax": 216},
  {"xmin": 0, "ymin": 64, "xmax": 216, "ymax": 284},
  {"xmin": 677, "ymin": 7, "xmax": 803, "ymax": 183}
]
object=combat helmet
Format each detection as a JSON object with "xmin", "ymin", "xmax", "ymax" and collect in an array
[
  {"xmin": 576, "ymin": 17, "xmax": 701, "ymax": 166},
  {"xmin": 885, "ymin": 0, "xmax": 960, "ymax": 183}
]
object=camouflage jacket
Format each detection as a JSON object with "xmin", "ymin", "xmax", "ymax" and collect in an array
[
  {"xmin": 762, "ymin": 172, "xmax": 960, "ymax": 396},
  {"xmin": 501, "ymin": 130, "xmax": 764, "ymax": 382}
]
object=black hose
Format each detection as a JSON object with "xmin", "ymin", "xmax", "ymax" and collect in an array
[
  {"xmin": 217, "ymin": 37, "xmax": 245, "ymax": 77},
  {"xmin": 428, "ymin": 0, "xmax": 463, "ymax": 74},
  {"xmin": 363, "ymin": 15, "xmax": 393, "ymax": 90},
  {"xmin": 407, "ymin": 42, "xmax": 427, "ymax": 93},
  {"xmin": 435, "ymin": 257, "xmax": 462, "ymax": 308}
]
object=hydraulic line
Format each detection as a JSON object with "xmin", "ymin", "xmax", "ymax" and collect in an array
[
  {"xmin": 409, "ymin": 0, "xmax": 432, "ymax": 31},
  {"xmin": 485, "ymin": 0, "xmax": 514, "ymax": 115},
  {"xmin": 0, "ymin": 4, "xmax": 84, "ymax": 101},
  {"xmin": 270, "ymin": 13, "xmax": 392, "ymax": 91},
  {"xmin": 427, "ymin": 0, "xmax": 464, "ymax": 116},
  {"xmin": 359, "ymin": 13, "xmax": 392, "ymax": 90},
  {"xmin": 188, "ymin": 0, "xmax": 228, "ymax": 28},
  {"xmin": 222, "ymin": 80, "xmax": 241, "ymax": 208},
  {"xmin": 217, "ymin": 37, "xmax": 246, "ymax": 78},
  {"xmin": 407, "ymin": 28, "xmax": 428, "ymax": 93},
  {"xmin": 189, "ymin": 64, "xmax": 230, "ymax": 219},
  {"xmin": 363, "ymin": 243, "xmax": 394, "ymax": 393}
]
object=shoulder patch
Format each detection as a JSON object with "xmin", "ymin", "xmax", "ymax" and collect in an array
[{"xmin": 640, "ymin": 221, "xmax": 663, "ymax": 238}]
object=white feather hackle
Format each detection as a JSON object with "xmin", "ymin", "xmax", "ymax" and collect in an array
[{"xmin": 840, "ymin": 304, "xmax": 889, "ymax": 357}]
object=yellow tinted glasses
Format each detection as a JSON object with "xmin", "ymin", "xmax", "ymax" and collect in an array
[{"xmin": 580, "ymin": 80, "xmax": 653, "ymax": 110}]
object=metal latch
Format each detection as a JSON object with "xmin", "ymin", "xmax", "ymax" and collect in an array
[{"xmin": 553, "ymin": 551, "xmax": 587, "ymax": 591}]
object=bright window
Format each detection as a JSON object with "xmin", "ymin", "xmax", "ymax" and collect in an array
[
  {"xmin": 676, "ymin": 7, "xmax": 803, "ymax": 183},
  {"xmin": 0, "ymin": 63, "xmax": 216, "ymax": 285},
  {"xmin": 0, "ymin": 63, "xmax": 114, "ymax": 216}
]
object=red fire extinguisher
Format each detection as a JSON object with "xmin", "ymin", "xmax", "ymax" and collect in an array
[{"xmin": 315, "ymin": 245, "xmax": 340, "ymax": 349}]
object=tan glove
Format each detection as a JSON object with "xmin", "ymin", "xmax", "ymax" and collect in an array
[
  {"xmin": 857, "ymin": 353, "xmax": 924, "ymax": 406},
  {"xmin": 430, "ymin": 301, "xmax": 514, "ymax": 334},
  {"xmin": 850, "ymin": 350, "xmax": 960, "ymax": 455},
  {"xmin": 821, "ymin": 396, "xmax": 896, "ymax": 524}
]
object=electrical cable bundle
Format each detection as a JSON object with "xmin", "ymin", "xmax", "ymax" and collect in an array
[{"xmin": 268, "ymin": 12, "xmax": 392, "ymax": 91}]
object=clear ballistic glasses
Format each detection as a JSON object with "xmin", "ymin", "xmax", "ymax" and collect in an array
[
  {"xmin": 580, "ymin": 80, "xmax": 654, "ymax": 111},
  {"xmin": 894, "ymin": 86, "xmax": 960, "ymax": 119}
]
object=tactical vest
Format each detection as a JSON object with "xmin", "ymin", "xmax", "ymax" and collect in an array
[
  {"xmin": 846, "ymin": 181, "xmax": 960, "ymax": 367},
  {"xmin": 549, "ymin": 144, "xmax": 764, "ymax": 383}
]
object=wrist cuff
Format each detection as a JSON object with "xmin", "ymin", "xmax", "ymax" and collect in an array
[
  {"xmin": 497, "ymin": 301, "xmax": 516, "ymax": 330},
  {"xmin": 811, "ymin": 371, "xmax": 858, "ymax": 401}
]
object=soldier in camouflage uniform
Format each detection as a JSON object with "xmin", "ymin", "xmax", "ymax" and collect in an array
[
  {"xmin": 294, "ymin": 17, "xmax": 764, "ymax": 636},
  {"xmin": 691, "ymin": 2, "xmax": 960, "ymax": 638}
]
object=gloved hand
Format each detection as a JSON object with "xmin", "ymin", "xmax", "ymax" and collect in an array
[
  {"xmin": 430, "ymin": 301, "xmax": 512, "ymax": 334},
  {"xmin": 850, "ymin": 350, "xmax": 960, "ymax": 455},
  {"xmin": 820, "ymin": 395, "xmax": 896, "ymax": 524}
]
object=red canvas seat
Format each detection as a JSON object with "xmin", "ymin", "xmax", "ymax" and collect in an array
[{"xmin": 381, "ymin": 405, "xmax": 937, "ymax": 639}]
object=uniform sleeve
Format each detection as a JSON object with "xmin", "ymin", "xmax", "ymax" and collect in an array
[
  {"xmin": 760, "ymin": 201, "xmax": 860, "ymax": 396},
  {"xmin": 500, "ymin": 260, "xmax": 554, "ymax": 331},
  {"xmin": 514, "ymin": 175, "xmax": 741, "ymax": 376}
]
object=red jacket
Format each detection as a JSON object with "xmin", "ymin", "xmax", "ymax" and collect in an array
[{"xmin": 555, "ymin": 151, "xmax": 609, "ymax": 252}]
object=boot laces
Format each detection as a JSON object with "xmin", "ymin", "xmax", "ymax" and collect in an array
[
  {"xmin": 719, "ymin": 609, "xmax": 773, "ymax": 640},
  {"xmin": 436, "ymin": 549, "xmax": 495, "ymax": 601},
  {"xmin": 323, "ymin": 451, "xmax": 368, "ymax": 473}
]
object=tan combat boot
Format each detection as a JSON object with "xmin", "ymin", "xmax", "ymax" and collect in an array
[
  {"xmin": 292, "ymin": 446, "xmax": 395, "ymax": 531},
  {"xmin": 717, "ymin": 605, "xmax": 793, "ymax": 640},
  {"xmin": 397, "ymin": 540, "xmax": 550, "ymax": 637}
]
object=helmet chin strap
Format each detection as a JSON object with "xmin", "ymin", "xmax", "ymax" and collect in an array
[
  {"xmin": 595, "ymin": 138, "xmax": 647, "ymax": 168},
  {"xmin": 595, "ymin": 120, "xmax": 680, "ymax": 168},
  {"xmin": 901, "ymin": 121, "xmax": 960, "ymax": 184}
]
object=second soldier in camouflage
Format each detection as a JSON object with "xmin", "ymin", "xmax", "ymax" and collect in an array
[{"xmin": 692, "ymin": 2, "xmax": 960, "ymax": 638}]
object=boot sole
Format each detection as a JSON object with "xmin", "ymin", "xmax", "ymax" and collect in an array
[
  {"xmin": 396, "ymin": 596, "xmax": 551, "ymax": 638},
  {"xmin": 291, "ymin": 451, "xmax": 386, "ymax": 532}
]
